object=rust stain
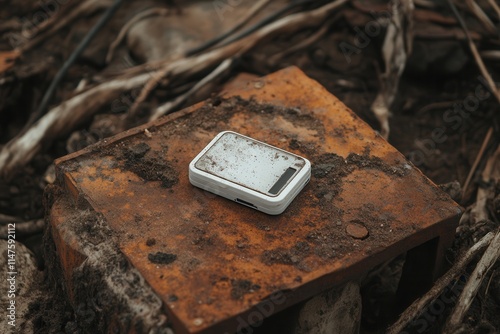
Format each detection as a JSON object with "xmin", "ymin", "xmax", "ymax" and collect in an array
[{"xmin": 51, "ymin": 67, "xmax": 462, "ymax": 334}]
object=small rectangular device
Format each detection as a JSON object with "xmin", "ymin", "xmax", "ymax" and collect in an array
[{"xmin": 189, "ymin": 131, "xmax": 311, "ymax": 215}]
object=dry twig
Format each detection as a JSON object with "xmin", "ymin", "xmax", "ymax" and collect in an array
[
  {"xmin": 416, "ymin": 100, "xmax": 459, "ymax": 114},
  {"xmin": 414, "ymin": 0, "xmax": 436, "ymax": 8},
  {"xmin": 470, "ymin": 144, "xmax": 500, "ymax": 223},
  {"xmin": 480, "ymin": 50, "xmax": 500, "ymax": 60},
  {"xmin": 447, "ymin": 0, "xmax": 500, "ymax": 104},
  {"xmin": 150, "ymin": 58, "xmax": 234, "ymax": 121},
  {"xmin": 462, "ymin": 127, "xmax": 494, "ymax": 200},
  {"xmin": 387, "ymin": 232, "xmax": 495, "ymax": 334},
  {"xmin": 443, "ymin": 229, "xmax": 500, "ymax": 333},
  {"xmin": 487, "ymin": 0, "xmax": 500, "ymax": 19},
  {"xmin": 465, "ymin": 0, "xmax": 497, "ymax": 35}
]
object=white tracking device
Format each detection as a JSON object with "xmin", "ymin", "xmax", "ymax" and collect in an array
[{"xmin": 189, "ymin": 131, "xmax": 311, "ymax": 215}]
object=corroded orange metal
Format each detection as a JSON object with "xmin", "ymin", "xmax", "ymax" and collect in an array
[{"xmin": 51, "ymin": 67, "xmax": 462, "ymax": 334}]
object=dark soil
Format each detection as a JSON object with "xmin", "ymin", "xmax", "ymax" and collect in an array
[
  {"xmin": 122, "ymin": 148, "xmax": 179, "ymax": 189},
  {"xmin": 148, "ymin": 252, "xmax": 177, "ymax": 265}
]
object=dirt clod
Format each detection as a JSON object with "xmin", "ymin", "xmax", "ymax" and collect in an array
[
  {"xmin": 124, "ymin": 142, "xmax": 151, "ymax": 160},
  {"xmin": 148, "ymin": 252, "xmax": 177, "ymax": 265},
  {"xmin": 121, "ymin": 149, "xmax": 179, "ymax": 188}
]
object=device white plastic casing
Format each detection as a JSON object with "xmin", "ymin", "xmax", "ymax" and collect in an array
[{"xmin": 189, "ymin": 131, "xmax": 311, "ymax": 215}]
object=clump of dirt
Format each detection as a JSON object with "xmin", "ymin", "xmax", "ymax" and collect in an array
[
  {"xmin": 120, "ymin": 142, "xmax": 179, "ymax": 188},
  {"xmin": 346, "ymin": 153, "xmax": 410, "ymax": 177},
  {"xmin": 148, "ymin": 252, "xmax": 177, "ymax": 265},
  {"xmin": 313, "ymin": 153, "xmax": 352, "ymax": 179},
  {"xmin": 230, "ymin": 279, "xmax": 261, "ymax": 300},
  {"xmin": 312, "ymin": 153, "xmax": 353, "ymax": 199},
  {"xmin": 261, "ymin": 241, "xmax": 311, "ymax": 267}
]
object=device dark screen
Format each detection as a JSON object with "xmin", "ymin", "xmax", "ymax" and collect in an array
[{"xmin": 268, "ymin": 167, "xmax": 297, "ymax": 195}]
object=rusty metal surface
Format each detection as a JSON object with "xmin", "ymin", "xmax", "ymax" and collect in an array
[{"xmin": 52, "ymin": 67, "xmax": 462, "ymax": 334}]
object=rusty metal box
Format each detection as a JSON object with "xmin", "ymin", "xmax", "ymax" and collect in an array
[{"xmin": 48, "ymin": 67, "xmax": 462, "ymax": 334}]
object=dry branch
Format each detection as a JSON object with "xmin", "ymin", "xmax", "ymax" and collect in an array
[
  {"xmin": 470, "ymin": 144, "xmax": 500, "ymax": 223},
  {"xmin": 465, "ymin": 0, "xmax": 497, "ymax": 35},
  {"xmin": 462, "ymin": 127, "xmax": 494, "ymax": 200},
  {"xmin": 0, "ymin": 72, "xmax": 151, "ymax": 179},
  {"xmin": 481, "ymin": 50, "xmax": 500, "ymax": 60},
  {"xmin": 487, "ymin": 0, "xmax": 500, "ymax": 19},
  {"xmin": 443, "ymin": 229, "xmax": 500, "ymax": 333},
  {"xmin": 387, "ymin": 232, "xmax": 495, "ymax": 334}
]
